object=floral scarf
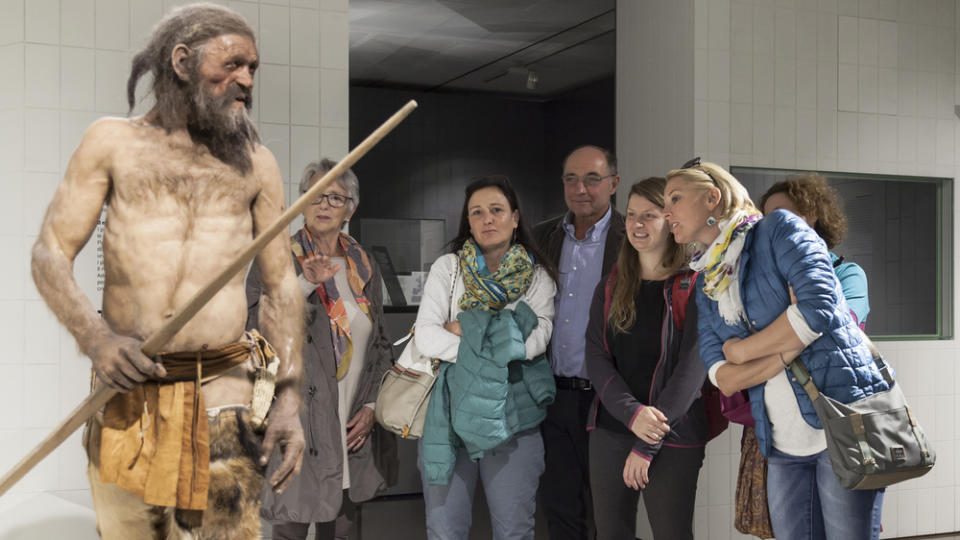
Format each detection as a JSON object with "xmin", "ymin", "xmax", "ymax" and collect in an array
[
  {"xmin": 458, "ymin": 240, "xmax": 535, "ymax": 312},
  {"xmin": 292, "ymin": 228, "xmax": 373, "ymax": 380},
  {"xmin": 689, "ymin": 210, "xmax": 762, "ymax": 325}
]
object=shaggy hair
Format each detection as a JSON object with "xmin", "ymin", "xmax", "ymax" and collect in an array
[
  {"xmin": 759, "ymin": 173, "xmax": 848, "ymax": 249},
  {"xmin": 608, "ymin": 177, "xmax": 689, "ymax": 334},
  {"xmin": 127, "ymin": 3, "xmax": 259, "ymax": 173}
]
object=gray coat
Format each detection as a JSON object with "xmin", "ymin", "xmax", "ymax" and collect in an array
[{"xmin": 246, "ymin": 246, "xmax": 397, "ymax": 523}]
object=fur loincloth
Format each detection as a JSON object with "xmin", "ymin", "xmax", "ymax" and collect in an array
[
  {"xmin": 96, "ymin": 331, "xmax": 274, "ymax": 512},
  {"xmin": 170, "ymin": 407, "xmax": 265, "ymax": 537},
  {"xmin": 86, "ymin": 407, "xmax": 266, "ymax": 540}
]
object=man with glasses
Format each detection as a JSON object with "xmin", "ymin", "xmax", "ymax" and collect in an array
[{"xmin": 533, "ymin": 145, "xmax": 624, "ymax": 540}]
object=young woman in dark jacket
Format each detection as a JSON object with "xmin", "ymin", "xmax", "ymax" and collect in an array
[{"xmin": 584, "ymin": 177, "xmax": 707, "ymax": 540}]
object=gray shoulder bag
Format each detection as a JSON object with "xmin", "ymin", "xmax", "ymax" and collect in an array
[{"xmin": 788, "ymin": 330, "xmax": 935, "ymax": 490}]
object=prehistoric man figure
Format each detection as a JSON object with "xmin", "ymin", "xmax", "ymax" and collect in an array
[{"xmin": 30, "ymin": 5, "xmax": 305, "ymax": 539}]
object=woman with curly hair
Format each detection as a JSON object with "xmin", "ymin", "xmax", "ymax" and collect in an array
[{"xmin": 759, "ymin": 173, "xmax": 869, "ymax": 328}]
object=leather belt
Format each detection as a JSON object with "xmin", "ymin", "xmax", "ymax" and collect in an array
[{"xmin": 554, "ymin": 376, "xmax": 593, "ymax": 391}]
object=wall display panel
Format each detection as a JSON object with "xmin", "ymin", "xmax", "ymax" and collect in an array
[
  {"xmin": 350, "ymin": 217, "xmax": 445, "ymax": 309},
  {"xmin": 732, "ymin": 167, "xmax": 953, "ymax": 340}
]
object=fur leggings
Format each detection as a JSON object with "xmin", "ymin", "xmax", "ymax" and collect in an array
[{"xmin": 85, "ymin": 407, "xmax": 265, "ymax": 540}]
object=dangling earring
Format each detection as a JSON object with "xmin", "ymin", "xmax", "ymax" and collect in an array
[
  {"xmin": 706, "ymin": 216, "xmax": 717, "ymax": 227},
  {"xmin": 512, "ymin": 228, "xmax": 517, "ymax": 243}
]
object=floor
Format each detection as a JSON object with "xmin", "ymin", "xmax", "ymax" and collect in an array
[{"xmin": 0, "ymin": 490, "xmax": 956, "ymax": 539}]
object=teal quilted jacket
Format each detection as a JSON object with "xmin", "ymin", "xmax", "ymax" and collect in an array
[{"xmin": 421, "ymin": 301, "xmax": 556, "ymax": 485}]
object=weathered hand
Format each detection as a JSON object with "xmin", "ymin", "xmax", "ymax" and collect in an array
[
  {"xmin": 260, "ymin": 396, "xmax": 306, "ymax": 494},
  {"xmin": 88, "ymin": 332, "xmax": 166, "ymax": 392},
  {"xmin": 722, "ymin": 337, "xmax": 745, "ymax": 364},
  {"xmin": 623, "ymin": 452, "xmax": 651, "ymax": 490},
  {"xmin": 443, "ymin": 321, "xmax": 462, "ymax": 336},
  {"xmin": 301, "ymin": 255, "xmax": 340, "ymax": 284},
  {"xmin": 345, "ymin": 406, "xmax": 375, "ymax": 452},
  {"xmin": 629, "ymin": 405, "xmax": 670, "ymax": 444}
]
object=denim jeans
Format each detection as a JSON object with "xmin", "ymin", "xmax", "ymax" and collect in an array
[
  {"xmin": 418, "ymin": 428, "xmax": 545, "ymax": 540},
  {"xmin": 766, "ymin": 448, "xmax": 884, "ymax": 540}
]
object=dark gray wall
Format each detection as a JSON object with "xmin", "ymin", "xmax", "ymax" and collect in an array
[
  {"xmin": 349, "ymin": 78, "xmax": 615, "ymax": 243},
  {"xmin": 543, "ymin": 77, "xmax": 617, "ymax": 216}
]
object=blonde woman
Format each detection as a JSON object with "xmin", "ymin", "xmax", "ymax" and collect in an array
[{"xmin": 662, "ymin": 159, "xmax": 886, "ymax": 540}]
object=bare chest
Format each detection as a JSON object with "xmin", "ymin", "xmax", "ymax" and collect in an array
[{"xmin": 108, "ymin": 135, "xmax": 259, "ymax": 219}]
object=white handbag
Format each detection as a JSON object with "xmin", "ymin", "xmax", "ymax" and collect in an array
[{"xmin": 374, "ymin": 263, "xmax": 458, "ymax": 439}]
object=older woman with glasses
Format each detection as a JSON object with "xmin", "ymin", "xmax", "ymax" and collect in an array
[{"xmin": 246, "ymin": 159, "xmax": 396, "ymax": 540}]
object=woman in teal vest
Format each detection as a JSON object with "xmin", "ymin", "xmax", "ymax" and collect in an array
[{"xmin": 414, "ymin": 175, "xmax": 557, "ymax": 540}]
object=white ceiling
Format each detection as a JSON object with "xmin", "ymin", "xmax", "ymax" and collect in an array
[{"xmin": 350, "ymin": 0, "xmax": 616, "ymax": 97}]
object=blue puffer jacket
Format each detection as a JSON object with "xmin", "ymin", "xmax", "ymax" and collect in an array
[{"xmin": 697, "ymin": 210, "xmax": 890, "ymax": 457}]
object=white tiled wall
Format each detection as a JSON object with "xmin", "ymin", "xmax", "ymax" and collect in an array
[
  {"xmin": 618, "ymin": 0, "xmax": 960, "ymax": 538},
  {"xmin": 0, "ymin": 0, "xmax": 348, "ymax": 508}
]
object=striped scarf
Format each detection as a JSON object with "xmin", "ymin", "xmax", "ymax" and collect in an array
[
  {"xmin": 457, "ymin": 239, "xmax": 534, "ymax": 312},
  {"xmin": 292, "ymin": 228, "xmax": 372, "ymax": 380}
]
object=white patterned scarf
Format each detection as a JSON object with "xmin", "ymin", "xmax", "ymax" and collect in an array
[{"xmin": 689, "ymin": 210, "xmax": 762, "ymax": 325}]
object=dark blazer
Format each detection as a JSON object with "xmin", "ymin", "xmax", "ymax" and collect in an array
[{"xmin": 533, "ymin": 206, "xmax": 626, "ymax": 278}]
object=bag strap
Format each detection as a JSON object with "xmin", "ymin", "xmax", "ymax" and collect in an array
[
  {"xmin": 850, "ymin": 413, "xmax": 879, "ymax": 474},
  {"xmin": 669, "ymin": 270, "xmax": 698, "ymax": 331},
  {"xmin": 395, "ymin": 258, "xmax": 462, "ymax": 345},
  {"xmin": 787, "ymin": 326, "xmax": 893, "ymax": 402},
  {"xmin": 857, "ymin": 330, "xmax": 894, "ymax": 386},
  {"xmin": 448, "ymin": 260, "xmax": 460, "ymax": 321}
]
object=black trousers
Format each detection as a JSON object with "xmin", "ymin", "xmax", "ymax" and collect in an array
[
  {"xmin": 540, "ymin": 387, "xmax": 595, "ymax": 540},
  {"xmin": 588, "ymin": 426, "xmax": 704, "ymax": 540}
]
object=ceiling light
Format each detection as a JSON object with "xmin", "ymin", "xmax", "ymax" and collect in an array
[{"xmin": 526, "ymin": 71, "xmax": 539, "ymax": 90}]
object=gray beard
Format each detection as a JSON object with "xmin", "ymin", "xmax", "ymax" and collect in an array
[{"xmin": 186, "ymin": 83, "xmax": 259, "ymax": 174}]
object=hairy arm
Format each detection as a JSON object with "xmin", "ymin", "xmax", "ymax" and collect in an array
[
  {"xmin": 31, "ymin": 119, "xmax": 163, "ymax": 390},
  {"xmin": 249, "ymin": 147, "xmax": 306, "ymax": 492}
]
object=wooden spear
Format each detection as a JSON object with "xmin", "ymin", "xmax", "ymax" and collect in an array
[{"xmin": 0, "ymin": 99, "xmax": 418, "ymax": 497}]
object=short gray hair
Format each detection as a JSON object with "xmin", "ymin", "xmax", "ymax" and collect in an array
[{"xmin": 299, "ymin": 158, "xmax": 359, "ymax": 211}]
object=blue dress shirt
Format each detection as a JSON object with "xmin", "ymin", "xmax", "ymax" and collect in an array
[{"xmin": 549, "ymin": 206, "xmax": 614, "ymax": 378}]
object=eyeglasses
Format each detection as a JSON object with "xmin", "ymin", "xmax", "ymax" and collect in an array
[
  {"xmin": 561, "ymin": 173, "xmax": 615, "ymax": 187},
  {"xmin": 309, "ymin": 193, "xmax": 353, "ymax": 208},
  {"xmin": 681, "ymin": 157, "xmax": 720, "ymax": 187}
]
